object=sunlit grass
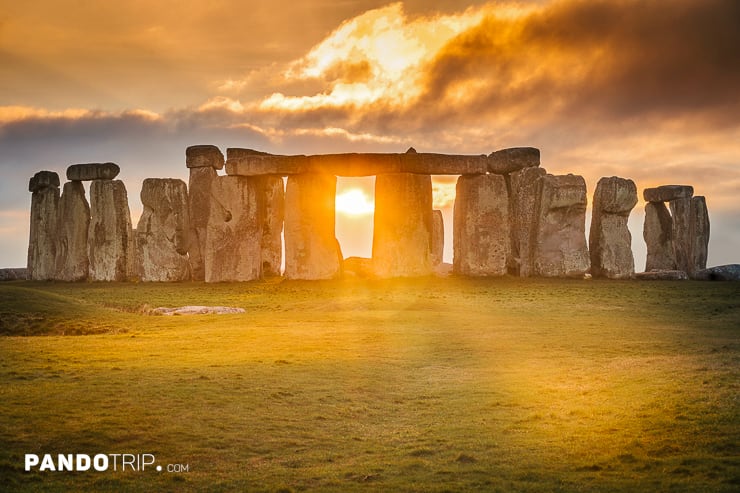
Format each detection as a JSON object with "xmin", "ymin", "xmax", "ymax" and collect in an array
[{"xmin": 0, "ymin": 278, "xmax": 738, "ymax": 492}]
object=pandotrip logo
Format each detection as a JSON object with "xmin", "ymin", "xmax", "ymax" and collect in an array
[{"xmin": 24, "ymin": 454, "xmax": 190, "ymax": 473}]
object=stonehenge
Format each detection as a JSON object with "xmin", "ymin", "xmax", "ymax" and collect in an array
[
  {"xmin": 24, "ymin": 146, "xmax": 714, "ymax": 283},
  {"xmin": 589, "ymin": 177, "xmax": 638, "ymax": 279},
  {"xmin": 137, "ymin": 179, "xmax": 190, "ymax": 282},
  {"xmin": 642, "ymin": 185, "xmax": 709, "ymax": 278}
]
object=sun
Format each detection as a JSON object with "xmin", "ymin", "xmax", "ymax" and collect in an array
[{"xmin": 335, "ymin": 188, "xmax": 374, "ymax": 216}]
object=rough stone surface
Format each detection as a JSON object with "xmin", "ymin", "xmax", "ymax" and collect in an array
[
  {"xmin": 0, "ymin": 268, "xmax": 28, "ymax": 281},
  {"xmin": 28, "ymin": 171, "xmax": 60, "ymax": 192},
  {"xmin": 643, "ymin": 201, "xmax": 676, "ymax": 271},
  {"xmin": 693, "ymin": 264, "xmax": 740, "ymax": 281},
  {"xmin": 531, "ymin": 174, "xmax": 590, "ymax": 278},
  {"xmin": 488, "ymin": 147, "xmax": 540, "ymax": 175},
  {"xmin": 373, "ymin": 173, "xmax": 433, "ymax": 278},
  {"xmin": 256, "ymin": 176, "xmax": 285, "ymax": 276},
  {"xmin": 643, "ymin": 185, "xmax": 693, "ymax": 203},
  {"xmin": 205, "ymin": 176, "xmax": 263, "ymax": 282},
  {"xmin": 635, "ymin": 270, "xmax": 688, "ymax": 281},
  {"xmin": 284, "ymin": 173, "xmax": 342, "ymax": 280},
  {"xmin": 151, "ymin": 306, "xmax": 246, "ymax": 315},
  {"xmin": 87, "ymin": 180, "xmax": 134, "ymax": 281},
  {"xmin": 669, "ymin": 197, "xmax": 692, "ymax": 275},
  {"xmin": 66, "ymin": 162, "xmax": 120, "ymax": 181},
  {"xmin": 431, "ymin": 210, "xmax": 444, "ymax": 266},
  {"xmin": 453, "ymin": 174, "xmax": 510, "ymax": 276},
  {"xmin": 509, "ymin": 166, "xmax": 547, "ymax": 276},
  {"xmin": 226, "ymin": 152, "xmax": 309, "ymax": 176},
  {"xmin": 187, "ymin": 166, "xmax": 217, "ymax": 281},
  {"xmin": 27, "ymin": 175, "xmax": 60, "ymax": 280},
  {"xmin": 186, "ymin": 145, "xmax": 225, "ymax": 169},
  {"xmin": 343, "ymin": 257, "xmax": 374, "ymax": 278},
  {"xmin": 136, "ymin": 178, "xmax": 190, "ymax": 282},
  {"xmin": 400, "ymin": 153, "xmax": 488, "ymax": 175},
  {"xmin": 589, "ymin": 177, "xmax": 637, "ymax": 279},
  {"xmin": 689, "ymin": 196, "xmax": 709, "ymax": 276},
  {"xmin": 55, "ymin": 181, "xmax": 90, "ymax": 281}
]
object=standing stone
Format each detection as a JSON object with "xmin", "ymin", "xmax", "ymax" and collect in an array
[
  {"xmin": 589, "ymin": 177, "xmax": 638, "ymax": 279},
  {"xmin": 88, "ymin": 180, "xmax": 134, "ymax": 281},
  {"xmin": 284, "ymin": 173, "xmax": 342, "ymax": 280},
  {"xmin": 136, "ymin": 179, "xmax": 190, "ymax": 282},
  {"xmin": 531, "ymin": 174, "xmax": 590, "ymax": 278},
  {"xmin": 257, "ymin": 176, "xmax": 285, "ymax": 277},
  {"xmin": 55, "ymin": 181, "xmax": 90, "ymax": 281},
  {"xmin": 373, "ymin": 173, "xmax": 433, "ymax": 278},
  {"xmin": 453, "ymin": 174, "xmax": 510, "ymax": 276},
  {"xmin": 669, "ymin": 197, "xmax": 692, "ymax": 274},
  {"xmin": 205, "ymin": 176, "xmax": 263, "ymax": 282},
  {"xmin": 431, "ymin": 210, "xmax": 444, "ymax": 266},
  {"xmin": 689, "ymin": 196, "xmax": 709, "ymax": 276},
  {"xmin": 186, "ymin": 145, "xmax": 223, "ymax": 280},
  {"xmin": 643, "ymin": 201, "xmax": 676, "ymax": 271},
  {"xmin": 188, "ymin": 167, "xmax": 217, "ymax": 280},
  {"xmin": 27, "ymin": 171, "xmax": 60, "ymax": 280},
  {"xmin": 509, "ymin": 166, "xmax": 547, "ymax": 276}
]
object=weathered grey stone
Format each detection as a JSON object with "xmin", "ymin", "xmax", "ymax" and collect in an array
[
  {"xmin": 400, "ymin": 153, "xmax": 488, "ymax": 175},
  {"xmin": 136, "ymin": 178, "xmax": 190, "ymax": 282},
  {"xmin": 373, "ymin": 173, "xmax": 433, "ymax": 278},
  {"xmin": 0, "ymin": 268, "xmax": 27, "ymax": 281},
  {"xmin": 643, "ymin": 201, "xmax": 676, "ymax": 271},
  {"xmin": 27, "ymin": 173, "xmax": 60, "ymax": 280},
  {"xmin": 87, "ymin": 180, "xmax": 134, "ymax": 281},
  {"xmin": 453, "ymin": 174, "xmax": 510, "ymax": 276},
  {"xmin": 431, "ymin": 210, "xmax": 444, "ymax": 266},
  {"xmin": 256, "ymin": 176, "xmax": 285, "ymax": 277},
  {"xmin": 589, "ymin": 177, "xmax": 637, "ymax": 279},
  {"xmin": 635, "ymin": 270, "xmax": 688, "ymax": 280},
  {"xmin": 55, "ymin": 181, "xmax": 90, "ymax": 281},
  {"xmin": 205, "ymin": 176, "xmax": 263, "ymax": 282},
  {"xmin": 669, "ymin": 197, "xmax": 692, "ymax": 274},
  {"xmin": 643, "ymin": 185, "xmax": 693, "ymax": 203},
  {"xmin": 28, "ymin": 171, "xmax": 60, "ymax": 192},
  {"xmin": 531, "ymin": 174, "xmax": 590, "ymax": 278},
  {"xmin": 186, "ymin": 145, "xmax": 225, "ymax": 169},
  {"xmin": 284, "ymin": 173, "xmax": 342, "ymax": 280},
  {"xmin": 488, "ymin": 147, "xmax": 540, "ymax": 175},
  {"xmin": 693, "ymin": 264, "xmax": 740, "ymax": 281},
  {"xmin": 689, "ymin": 196, "xmax": 709, "ymax": 276},
  {"xmin": 187, "ymin": 166, "xmax": 217, "ymax": 280},
  {"xmin": 66, "ymin": 162, "xmax": 120, "ymax": 181},
  {"xmin": 226, "ymin": 152, "xmax": 309, "ymax": 176},
  {"xmin": 509, "ymin": 166, "xmax": 547, "ymax": 276}
]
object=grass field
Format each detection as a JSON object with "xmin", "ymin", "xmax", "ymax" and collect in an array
[{"xmin": 0, "ymin": 277, "xmax": 738, "ymax": 492}]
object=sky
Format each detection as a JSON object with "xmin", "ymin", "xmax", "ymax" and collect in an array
[{"xmin": 1, "ymin": 0, "xmax": 738, "ymax": 269}]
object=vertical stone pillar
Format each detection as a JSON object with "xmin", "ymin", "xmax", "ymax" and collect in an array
[
  {"xmin": 27, "ymin": 171, "xmax": 60, "ymax": 280},
  {"xmin": 88, "ymin": 180, "xmax": 134, "ymax": 281},
  {"xmin": 284, "ymin": 173, "xmax": 342, "ymax": 280},
  {"xmin": 509, "ymin": 166, "xmax": 547, "ymax": 277},
  {"xmin": 669, "ymin": 197, "xmax": 692, "ymax": 274},
  {"xmin": 205, "ymin": 175, "xmax": 263, "ymax": 282},
  {"xmin": 589, "ymin": 177, "xmax": 638, "ymax": 279},
  {"xmin": 256, "ymin": 176, "xmax": 285, "ymax": 277},
  {"xmin": 531, "ymin": 174, "xmax": 590, "ymax": 278},
  {"xmin": 186, "ymin": 145, "xmax": 224, "ymax": 281},
  {"xmin": 643, "ymin": 201, "xmax": 676, "ymax": 271},
  {"xmin": 373, "ymin": 173, "xmax": 433, "ymax": 278},
  {"xmin": 431, "ymin": 209, "xmax": 444, "ymax": 266},
  {"xmin": 453, "ymin": 174, "xmax": 510, "ymax": 276},
  {"xmin": 136, "ymin": 179, "xmax": 191, "ymax": 282},
  {"xmin": 55, "ymin": 181, "xmax": 90, "ymax": 281},
  {"xmin": 689, "ymin": 196, "xmax": 709, "ymax": 276}
]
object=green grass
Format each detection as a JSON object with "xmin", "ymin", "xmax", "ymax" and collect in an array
[{"xmin": 0, "ymin": 278, "xmax": 738, "ymax": 492}]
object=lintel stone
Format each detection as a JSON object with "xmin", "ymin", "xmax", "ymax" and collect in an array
[
  {"xmin": 67, "ymin": 162, "xmax": 120, "ymax": 181},
  {"xmin": 643, "ymin": 185, "xmax": 693, "ymax": 203}
]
